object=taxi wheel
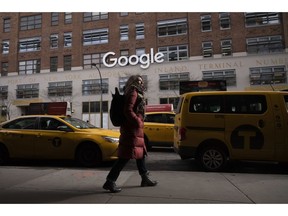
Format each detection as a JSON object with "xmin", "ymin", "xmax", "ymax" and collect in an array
[
  {"xmin": 76, "ymin": 143, "xmax": 102, "ymax": 167},
  {"xmin": 197, "ymin": 145, "xmax": 227, "ymax": 172}
]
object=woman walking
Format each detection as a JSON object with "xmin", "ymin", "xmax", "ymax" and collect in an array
[{"xmin": 103, "ymin": 75, "xmax": 158, "ymax": 193}]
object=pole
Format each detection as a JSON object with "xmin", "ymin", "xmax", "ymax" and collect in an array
[{"xmin": 91, "ymin": 63, "xmax": 103, "ymax": 128}]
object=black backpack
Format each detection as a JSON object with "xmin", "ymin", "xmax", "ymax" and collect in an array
[{"xmin": 109, "ymin": 87, "xmax": 126, "ymax": 127}]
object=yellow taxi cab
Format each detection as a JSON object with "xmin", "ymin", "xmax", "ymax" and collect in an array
[
  {"xmin": 174, "ymin": 91, "xmax": 288, "ymax": 171},
  {"xmin": 0, "ymin": 115, "xmax": 120, "ymax": 167},
  {"xmin": 144, "ymin": 111, "xmax": 175, "ymax": 150}
]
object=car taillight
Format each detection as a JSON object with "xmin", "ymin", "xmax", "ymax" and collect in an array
[{"xmin": 178, "ymin": 127, "xmax": 186, "ymax": 141}]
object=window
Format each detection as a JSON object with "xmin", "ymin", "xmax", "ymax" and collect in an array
[
  {"xmin": 250, "ymin": 66, "xmax": 287, "ymax": 85},
  {"xmin": 221, "ymin": 39, "xmax": 232, "ymax": 56},
  {"xmin": 158, "ymin": 45, "xmax": 188, "ymax": 62},
  {"xmin": 119, "ymin": 75, "xmax": 148, "ymax": 92},
  {"xmin": 157, "ymin": 18, "xmax": 187, "ymax": 37},
  {"xmin": 189, "ymin": 95, "xmax": 224, "ymax": 113},
  {"xmin": 0, "ymin": 86, "xmax": 8, "ymax": 100},
  {"xmin": 245, "ymin": 12, "xmax": 280, "ymax": 27},
  {"xmin": 136, "ymin": 23, "xmax": 144, "ymax": 39},
  {"xmin": 16, "ymin": 84, "xmax": 39, "ymax": 99},
  {"xmin": 120, "ymin": 12, "xmax": 128, "ymax": 17},
  {"xmin": 201, "ymin": 15, "xmax": 211, "ymax": 31},
  {"xmin": 82, "ymin": 78, "xmax": 109, "ymax": 95},
  {"xmin": 120, "ymin": 25, "xmax": 129, "ymax": 41},
  {"xmin": 82, "ymin": 101, "xmax": 108, "ymax": 113},
  {"xmin": 247, "ymin": 35, "xmax": 283, "ymax": 54},
  {"xmin": 48, "ymin": 81, "xmax": 72, "ymax": 97},
  {"xmin": 136, "ymin": 48, "xmax": 145, "ymax": 57},
  {"xmin": 83, "ymin": 29, "xmax": 109, "ymax": 45},
  {"xmin": 64, "ymin": 32, "xmax": 72, "ymax": 47},
  {"xmin": 39, "ymin": 117, "xmax": 67, "ymax": 130},
  {"xmin": 64, "ymin": 55, "xmax": 72, "ymax": 71},
  {"xmin": 159, "ymin": 72, "xmax": 189, "ymax": 90},
  {"xmin": 3, "ymin": 18, "xmax": 11, "ymax": 32},
  {"xmin": 83, "ymin": 53, "xmax": 105, "ymax": 69},
  {"xmin": 202, "ymin": 41, "xmax": 213, "ymax": 57},
  {"xmin": 2, "ymin": 40, "xmax": 9, "ymax": 54},
  {"xmin": 219, "ymin": 13, "xmax": 230, "ymax": 29},
  {"xmin": 83, "ymin": 12, "xmax": 108, "ymax": 21},
  {"xmin": 50, "ymin": 57, "xmax": 58, "ymax": 72},
  {"xmin": 145, "ymin": 113, "xmax": 175, "ymax": 124},
  {"xmin": 50, "ymin": 34, "xmax": 58, "ymax": 48},
  {"xmin": 64, "ymin": 13, "xmax": 72, "ymax": 24},
  {"xmin": 20, "ymin": 14, "xmax": 42, "ymax": 30},
  {"xmin": 1, "ymin": 62, "xmax": 8, "ymax": 76},
  {"xmin": 51, "ymin": 13, "xmax": 59, "ymax": 26},
  {"xmin": 225, "ymin": 95, "xmax": 267, "ymax": 114},
  {"xmin": 19, "ymin": 37, "xmax": 41, "ymax": 52},
  {"xmin": 18, "ymin": 59, "xmax": 40, "ymax": 75},
  {"xmin": 203, "ymin": 70, "xmax": 236, "ymax": 86},
  {"xmin": 2, "ymin": 117, "xmax": 37, "ymax": 129}
]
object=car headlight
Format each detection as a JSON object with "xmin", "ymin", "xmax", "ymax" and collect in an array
[{"xmin": 102, "ymin": 136, "xmax": 119, "ymax": 143}]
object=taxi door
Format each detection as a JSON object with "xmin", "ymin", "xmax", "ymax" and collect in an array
[
  {"xmin": 34, "ymin": 117, "xmax": 77, "ymax": 159},
  {"xmin": 224, "ymin": 94, "xmax": 275, "ymax": 160}
]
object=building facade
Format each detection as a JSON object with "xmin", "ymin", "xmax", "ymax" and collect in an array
[{"xmin": 0, "ymin": 12, "xmax": 288, "ymax": 127}]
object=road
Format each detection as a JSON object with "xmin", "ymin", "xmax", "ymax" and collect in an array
[{"xmin": 1, "ymin": 147, "xmax": 288, "ymax": 207}]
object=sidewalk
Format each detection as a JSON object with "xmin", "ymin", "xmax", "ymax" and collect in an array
[{"xmin": 1, "ymin": 167, "xmax": 288, "ymax": 204}]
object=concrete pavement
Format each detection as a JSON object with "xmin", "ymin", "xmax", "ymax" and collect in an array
[{"xmin": 1, "ymin": 166, "xmax": 288, "ymax": 204}]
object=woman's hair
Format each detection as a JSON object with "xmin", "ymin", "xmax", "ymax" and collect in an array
[{"xmin": 125, "ymin": 75, "xmax": 142, "ymax": 88}]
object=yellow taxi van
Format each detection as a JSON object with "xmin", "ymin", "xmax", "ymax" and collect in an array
[{"xmin": 174, "ymin": 91, "xmax": 288, "ymax": 171}]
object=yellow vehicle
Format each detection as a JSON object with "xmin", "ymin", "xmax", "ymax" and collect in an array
[
  {"xmin": 174, "ymin": 91, "xmax": 288, "ymax": 171},
  {"xmin": 144, "ymin": 111, "xmax": 175, "ymax": 149},
  {"xmin": 0, "ymin": 115, "xmax": 119, "ymax": 167}
]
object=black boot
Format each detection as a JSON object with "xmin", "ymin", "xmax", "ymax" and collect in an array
[
  {"xmin": 141, "ymin": 172, "xmax": 158, "ymax": 187},
  {"xmin": 103, "ymin": 180, "xmax": 121, "ymax": 193}
]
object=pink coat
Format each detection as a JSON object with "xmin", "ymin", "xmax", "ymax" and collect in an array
[{"xmin": 118, "ymin": 88, "xmax": 147, "ymax": 159}]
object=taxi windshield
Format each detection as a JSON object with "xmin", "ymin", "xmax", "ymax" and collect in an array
[{"xmin": 61, "ymin": 117, "xmax": 97, "ymax": 129}]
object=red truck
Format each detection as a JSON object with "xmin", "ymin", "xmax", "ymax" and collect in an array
[{"xmin": 28, "ymin": 102, "xmax": 72, "ymax": 116}]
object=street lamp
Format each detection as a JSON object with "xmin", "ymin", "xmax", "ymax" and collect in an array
[{"xmin": 91, "ymin": 63, "xmax": 103, "ymax": 128}]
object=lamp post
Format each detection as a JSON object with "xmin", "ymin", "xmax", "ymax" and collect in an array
[{"xmin": 91, "ymin": 63, "xmax": 103, "ymax": 128}]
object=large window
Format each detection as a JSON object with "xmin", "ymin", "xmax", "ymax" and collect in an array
[
  {"xmin": 83, "ymin": 29, "xmax": 109, "ymax": 45},
  {"xmin": 83, "ymin": 53, "xmax": 105, "ymax": 69},
  {"xmin": 157, "ymin": 18, "xmax": 187, "ymax": 37},
  {"xmin": 250, "ymin": 66, "xmax": 287, "ymax": 85},
  {"xmin": 221, "ymin": 39, "xmax": 232, "ymax": 56},
  {"xmin": 3, "ymin": 18, "xmax": 11, "ymax": 32},
  {"xmin": 158, "ymin": 45, "xmax": 188, "ymax": 62},
  {"xmin": 136, "ymin": 23, "xmax": 144, "ymax": 40},
  {"xmin": 82, "ymin": 79, "xmax": 109, "ymax": 95},
  {"xmin": 1, "ymin": 40, "xmax": 9, "ymax": 54},
  {"xmin": 159, "ymin": 97, "xmax": 179, "ymax": 110},
  {"xmin": 51, "ymin": 13, "xmax": 59, "ymax": 26},
  {"xmin": 18, "ymin": 59, "xmax": 40, "ymax": 75},
  {"xmin": 83, "ymin": 12, "xmax": 108, "ymax": 21},
  {"xmin": 247, "ymin": 35, "xmax": 283, "ymax": 54},
  {"xmin": 20, "ymin": 14, "xmax": 42, "ymax": 30},
  {"xmin": 120, "ymin": 25, "xmax": 129, "ymax": 41},
  {"xmin": 0, "ymin": 86, "xmax": 8, "ymax": 100},
  {"xmin": 119, "ymin": 75, "xmax": 148, "ymax": 92},
  {"xmin": 50, "ymin": 34, "xmax": 58, "ymax": 48},
  {"xmin": 82, "ymin": 101, "xmax": 108, "ymax": 113},
  {"xmin": 219, "ymin": 13, "xmax": 230, "ymax": 29},
  {"xmin": 1, "ymin": 62, "xmax": 8, "ymax": 76},
  {"xmin": 201, "ymin": 15, "xmax": 211, "ymax": 32},
  {"xmin": 202, "ymin": 41, "xmax": 213, "ymax": 57},
  {"xmin": 19, "ymin": 37, "xmax": 41, "ymax": 52},
  {"xmin": 50, "ymin": 57, "xmax": 58, "ymax": 72},
  {"xmin": 16, "ymin": 84, "xmax": 39, "ymax": 99},
  {"xmin": 48, "ymin": 81, "xmax": 72, "ymax": 97},
  {"xmin": 64, "ymin": 13, "xmax": 72, "ymax": 24},
  {"xmin": 64, "ymin": 32, "xmax": 72, "ymax": 47},
  {"xmin": 202, "ymin": 69, "xmax": 236, "ymax": 86},
  {"xmin": 245, "ymin": 12, "xmax": 280, "ymax": 27},
  {"xmin": 64, "ymin": 55, "xmax": 72, "ymax": 71},
  {"xmin": 159, "ymin": 72, "xmax": 189, "ymax": 90}
]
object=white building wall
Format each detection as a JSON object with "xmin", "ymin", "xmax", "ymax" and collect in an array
[{"xmin": 1, "ymin": 52, "xmax": 288, "ymax": 128}]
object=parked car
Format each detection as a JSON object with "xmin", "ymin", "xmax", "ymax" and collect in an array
[
  {"xmin": 0, "ymin": 115, "xmax": 119, "ymax": 167},
  {"xmin": 144, "ymin": 111, "xmax": 175, "ymax": 150}
]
